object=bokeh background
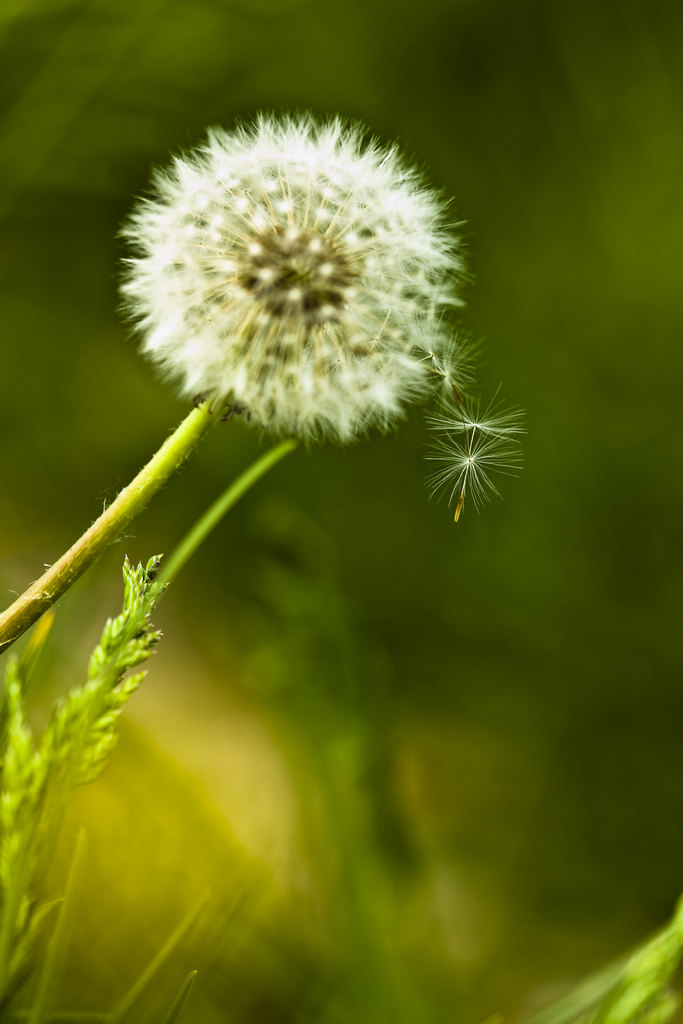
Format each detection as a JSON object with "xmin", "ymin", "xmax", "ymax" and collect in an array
[{"xmin": 2, "ymin": 0, "xmax": 683, "ymax": 1020}]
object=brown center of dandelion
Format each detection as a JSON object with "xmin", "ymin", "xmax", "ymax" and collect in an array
[{"xmin": 237, "ymin": 227, "xmax": 356, "ymax": 324}]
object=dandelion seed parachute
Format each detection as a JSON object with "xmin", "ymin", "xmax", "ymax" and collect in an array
[
  {"xmin": 121, "ymin": 113, "xmax": 465, "ymax": 441},
  {"xmin": 426, "ymin": 398, "xmax": 525, "ymax": 514}
]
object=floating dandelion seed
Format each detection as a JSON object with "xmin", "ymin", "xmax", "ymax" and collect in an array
[
  {"xmin": 122, "ymin": 113, "xmax": 467, "ymax": 441},
  {"xmin": 427, "ymin": 394, "xmax": 524, "ymax": 518}
]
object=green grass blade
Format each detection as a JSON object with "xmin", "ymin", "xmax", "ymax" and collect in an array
[
  {"xmin": 162, "ymin": 971, "xmax": 198, "ymax": 1024},
  {"xmin": 106, "ymin": 895, "xmax": 207, "ymax": 1024},
  {"xmin": 28, "ymin": 829, "xmax": 88, "ymax": 1024},
  {"xmin": 0, "ymin": 614, "xmax": 53, "ymax": 754},
  {"xmin": 523, "ymin": 898, "xmax": 683, "ymax": 1024},
  {"xmin": 16, "ymin": 613, "xmax": 55, "ymax": 690},
  {"xmin": 522, "ymin": 955, "xmax": 629, "ymax": 1024}
]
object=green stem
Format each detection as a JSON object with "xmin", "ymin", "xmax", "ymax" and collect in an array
[
  {"xmin": 158, "ymin": 439, "xmax": 298, "ymax": 586},
  {"xmin": 0, "ymin": 403, "xmax": 222, "ymax": 657}
]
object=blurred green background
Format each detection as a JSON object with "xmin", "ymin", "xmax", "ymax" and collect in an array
[{"xmin": 2, "ymin": 0, "xmax": 683, "ymax": 1020}]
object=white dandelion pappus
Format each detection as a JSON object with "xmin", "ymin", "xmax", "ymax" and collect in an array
[
  {"xmin": 121, "ymin": 114, "xmax": 464, "ymax": 441},
  {"xmin": 427, "ymin": 390, "xmax": 526, "ymax": 438},
  {"xmin": 426, "ymin": 395, "xmax": 525, "ymax": 519}
]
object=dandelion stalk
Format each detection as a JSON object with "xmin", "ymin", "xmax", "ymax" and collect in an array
[
  {"xmin": 159, "ymin": 438, "xmax": 298, "ymax": 585},
  {"xmin": 0, "ymin": 402, "xmax": 222, "ymax": 657}
]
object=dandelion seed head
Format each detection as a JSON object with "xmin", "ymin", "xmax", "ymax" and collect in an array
[{"xmin": 121, "ymin": 113, "xmax": 465, "ymax": 440}]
